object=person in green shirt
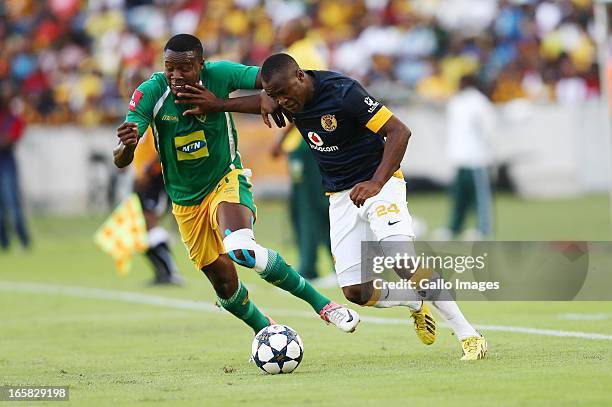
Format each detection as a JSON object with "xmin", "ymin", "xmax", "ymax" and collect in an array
[{"xmin": 113, "ymin": 34, "xmax": 359, "ymax": 334}]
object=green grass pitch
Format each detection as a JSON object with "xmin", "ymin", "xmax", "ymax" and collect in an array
[{"xmin": 1, "ymin": 194, "xmax": 611, "ymax": 406}]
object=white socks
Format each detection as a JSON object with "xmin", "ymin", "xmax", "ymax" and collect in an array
[
  {"xmin": 378, "ymin": 234, "xmax": 480, "ymax": 340},
  {"xmin": 370, "ymin": 286, "xmax": 422, "ymax": 311},
  {"xmin": 431, "ymin": 300, "xmax": 480, "ymax": 340}
]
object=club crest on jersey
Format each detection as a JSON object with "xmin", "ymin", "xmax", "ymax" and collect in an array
[
  {"xmin": 128, "ymin": 89, "xmax": 143, "ymax": 111},
  {"xmin": 308, "ymin": 132, "xmax": 324, "ymax": 146},
  {"xmin": 320, "ymin": 114, "xmax": 337, "ymax": 132}
]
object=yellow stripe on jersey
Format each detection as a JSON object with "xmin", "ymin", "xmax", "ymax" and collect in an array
[
  {"xmin": 366, "ymin": 106, "xmax": 393, "ymax": 133},
  {"xmin": 175, "ymin": 130, "xmax": 209, "ymax": 161}
]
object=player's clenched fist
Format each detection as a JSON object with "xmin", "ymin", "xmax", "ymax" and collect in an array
[
  {"xmin": 117, "ymin": 122, "xmax": 139, "ymax": 146},
  {"xmin": 349, "ymin": 180, "xmax": 384, "ymax": 208},
  {"xmin": 114, "ymin": 122, "xmax": 139, "ymax": 168}
]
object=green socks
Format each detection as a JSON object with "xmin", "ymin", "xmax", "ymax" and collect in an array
[
  {"xmin": 260, "ymin": 249, "xmax": 330, "ymax": 313},
  {"xmin": 217, "ymin": 250, "xmax": 332, "ymax": 333},
  {"xmin": 217, "ymin": 282, "xmax": 270, "ymax": 333}
]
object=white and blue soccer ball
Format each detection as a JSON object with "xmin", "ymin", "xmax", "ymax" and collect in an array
[{"xmin": 251, "ymin": 324, "xmax": 304, "ymax": 374}]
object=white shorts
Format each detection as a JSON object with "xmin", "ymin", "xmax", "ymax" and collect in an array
[{"xmin": 329, "ymin": 176, "xmax": 415, "ymax": 287}]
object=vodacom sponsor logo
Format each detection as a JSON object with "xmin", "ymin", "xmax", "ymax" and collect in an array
[
  {"xmin": 308, "ymin": 131, "xmax": 324, "ymax": 146},
  {"xmin": 307, "ymin": 132, "xmax": 339, "ymax": 152}
]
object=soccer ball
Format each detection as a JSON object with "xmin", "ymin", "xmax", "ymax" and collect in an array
[{"xmin": 251, "ymin": 324, "xmax": 304, "ymax": 374}]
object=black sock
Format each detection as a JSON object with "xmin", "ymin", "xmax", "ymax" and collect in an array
[{"xmin": 146, "ymin": 243, "xmax": 179, "ymax": 281}]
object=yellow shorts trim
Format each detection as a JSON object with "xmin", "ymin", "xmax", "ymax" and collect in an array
[
  {"xmin": 366, "ymin": 106, "xmax": 393, "ymax": 133},
  {"xmin": 172, "ymin": 169, "xmax": 244, "ymax": 270}
]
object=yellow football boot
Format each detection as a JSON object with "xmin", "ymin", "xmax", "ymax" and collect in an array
[
  {"xmin": 410, "ymin": 302, "xmax": 436, "ymax": 345},
  {"xmin": 460, "ymin": 335, "xmax": 487, "ymax": 360}
]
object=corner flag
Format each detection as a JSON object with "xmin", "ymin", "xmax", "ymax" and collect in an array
[{"xmin": 94, "ymin": 193, "xmax": 148, "ymax": 275}]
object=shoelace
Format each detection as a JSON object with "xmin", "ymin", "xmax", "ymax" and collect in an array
[
  {"xmin": 325, "ymin": 307, "xmax": 345, "ymax": 323},
  {"xmin": 412, "ymin": 309, "xmax": 428, "ymax": 330},
  {"xmin": 412, "ymin": 313, "xmax": 424, "ymax": 328},
  {"xmin": 463, "ymin": 338, "xmax": 479, "ymax": 353}
]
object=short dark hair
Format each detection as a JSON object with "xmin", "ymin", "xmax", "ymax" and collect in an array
[
  {"xmin": 459, "ymin": 74, "xmax": 478, "ymax": 90},
  {"xmin": 164, "ymin": 34, "xmax": 204, "ymax": 59},
  {"xmin": 261, "ymin": 53, "xmax": 299, "ymax": 82}
]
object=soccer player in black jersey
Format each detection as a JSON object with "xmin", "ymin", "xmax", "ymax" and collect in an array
[{"xmin": 258, "ymin": 53, "xmax": 486, "ymax": 360}]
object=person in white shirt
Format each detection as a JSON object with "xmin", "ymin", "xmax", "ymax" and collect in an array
[{"xmin": 446, "ymin": 75, "xmax": 496, "ymax": 239}]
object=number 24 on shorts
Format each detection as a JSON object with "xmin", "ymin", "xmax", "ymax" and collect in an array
[{"xmin": 375, "ymin": 203, "xmax": 400, "ymax": 217}]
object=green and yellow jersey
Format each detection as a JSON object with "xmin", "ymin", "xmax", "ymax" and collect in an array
[{"xmin": 126, "ymin": 61, "xmax": 259, "ymax": 206}]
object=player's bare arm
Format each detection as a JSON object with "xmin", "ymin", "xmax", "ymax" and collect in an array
[
  {"xmin": 174, "ymin": 71, "xmax": 289, "ymax": 128},
  {"xmin": 349, "ymin": 116, "xmax": 411, "ymax": 207},
  {"xmin": 175, "ymin": 83, "xmax": 287, "ymax": 128},
  {"xmin": 175, "ymin": 83, "xmax": 259, "ymax": 114},
  {"xmin": 113, "ymin": 122, "xmax": 139, "ymax": 168}
]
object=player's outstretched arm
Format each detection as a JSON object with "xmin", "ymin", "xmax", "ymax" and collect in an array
[
  {"xmin": 350, "ymin": 116, "xmax": 412, "ymax": 207},
  {"xmin": 176, "ymin": 84, "xmax": 260, "ymax": 113},
  {"xmin": 113, "ymin": 122, "xmax": 139, "ymax": 168},
  {"xmin": 175, "ymin": 84, "xmax": 288, "ymax": 128}
]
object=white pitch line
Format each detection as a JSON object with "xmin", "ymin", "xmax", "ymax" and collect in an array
[
  {"xmin": 2, "ymin": 281, "xmax": 612, "ymax": 341},
  {"xmin": 558, "ymin": 313, "xmax": 611, "ymax": 321}
]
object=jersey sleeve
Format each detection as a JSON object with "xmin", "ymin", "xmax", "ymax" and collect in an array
[
  {"xmin": 342, "ymin": 82, "xmax": 394, "ymax": 134},
  {"xmin": 218, "ymin": 61, "xmax": 260, "ymax": 92},
  {"xmin": 125, "ymin": 79, "xmax": 160, "ymax": 138}
]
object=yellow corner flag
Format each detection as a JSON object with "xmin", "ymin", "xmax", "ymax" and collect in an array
[{"xmin": 94, "ymin": 193, "xmax": 148, "ymax": 275}]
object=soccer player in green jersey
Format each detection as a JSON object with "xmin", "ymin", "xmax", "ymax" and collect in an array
[{"xmin": 113, "ymin": 34, "xmax": 359, "ymax": 334}]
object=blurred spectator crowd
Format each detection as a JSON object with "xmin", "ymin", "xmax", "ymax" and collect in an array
[{"xmin": 0, "ymin": 0, "xmax": 602, "ymax": 126}]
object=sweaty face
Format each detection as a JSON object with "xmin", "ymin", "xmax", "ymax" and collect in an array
[
  {"xmin": 163, "ymin": 50, "xmax": 203, "ymax": 95},
  {"xmin": 263, "ymin": 70, "xmax": 307, "ymax": 114}
]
